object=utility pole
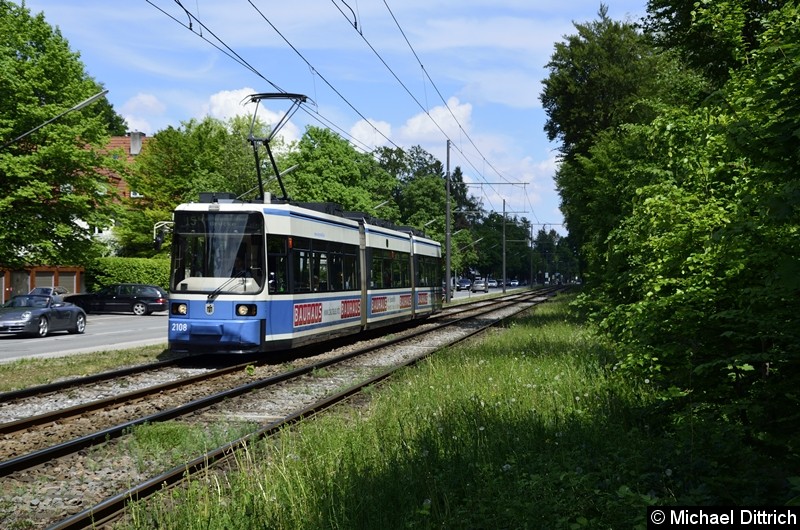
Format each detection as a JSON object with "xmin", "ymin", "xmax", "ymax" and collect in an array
[
  {"xmin": 445, "ymin": 140, "xmax": 452, "ymax": 303},
  {"xmin": 530, "ymin": 222, "xmax": 534, "ymax": 286},
  {"xmin": 502, "ymin": 199, "xmax": 507, "ymax": 294}
]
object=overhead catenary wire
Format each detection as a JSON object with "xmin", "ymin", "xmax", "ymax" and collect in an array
[
  {"xmin": 334, "ymin": 0, "xmax": 537, "ymax": 222},
  {"xmin": 246, "ymin": 0, "xmax": 402, "ymax": 152},
  {"xmin": 172, "ymin": 0, "xmax": 505, "ymax": 196},
  {"xmin": 380, "ymin": 0, "xmax": 517, "ymax": 187},
  {"xmin": 381, "ymin": 0, "xmax": 529, "ymax": 216},
  {"xmin": 155, "ymin": 0, "xmax": 497, "ymax": 180},
  {"xmin": 148, "ymin": 0, "xmax": 377, "ymax": 154},
  {"xmin": 328, "ymin": 0, "xmax": 512, "ymax": 200},
  {"xmin": 149, "ymin": 0, "xmax": 536, "ymax": 223}
]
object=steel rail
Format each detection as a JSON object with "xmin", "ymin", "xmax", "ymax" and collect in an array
[
  {"xmin": 0, "ymin": 358, "xmax": 180, "ymax": 403},
  {"xmin": 3, "ymin": 288, "xmax": 560, "ymax": 478},
  {"xmin": 49, "ymin": 289, "xmax": 562, "ymax": 530},
  {"xmin": 0, "ymin": 358, "xmax": 257, "ymax": 435}
]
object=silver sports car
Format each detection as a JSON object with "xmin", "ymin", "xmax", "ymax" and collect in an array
[{"xmin": 0, "ymin": 294, "xmax": 87, "ymax": 338}]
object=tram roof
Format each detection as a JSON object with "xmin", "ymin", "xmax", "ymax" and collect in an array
[{"xmin": 186, "ymin": 194, "xmax": 438, "ymax": 243}]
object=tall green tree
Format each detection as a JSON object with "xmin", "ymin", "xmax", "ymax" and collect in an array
[
  {"xmin": 542, "ymin": 4, "xmax": 707, "ymax": 273},
  {"xmin": 644, "ymin": 0, "xmax": 790, "ymax": 89},
  {"xmin": 582, "ymin": 3, "xmax": 800, "ymax": 454},
  {"xmin": 541, "ymin": 5, "xmax": 663, "ymax": 160},
  {"xmin": 283, "ymin": 126, "xmax": 399, "ymax": 220},
  {"xmin": 0, "ymin": 1, "xmax": 124, "ymax": 268},
  {"xmin": 393, "ymin": 146, "xmax": 444, "ymax": 227}
]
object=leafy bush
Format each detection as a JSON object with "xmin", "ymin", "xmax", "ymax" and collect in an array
[
  {"xmin": 572, "ymin": 5, "xmax": 800, "ymax": 459},
  {"xmin": 83, "ymin": 257, "xmax": 170, "ymax": 292}
]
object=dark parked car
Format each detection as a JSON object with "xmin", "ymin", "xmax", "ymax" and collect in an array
[
  {"xmin": 0, "ymin": 294, "xmax": 86, "ymax": 337},
  {"xmin": 456, "ymin": 278, "xmax": 472, "ymax": 291},
  {"xmin": 65, "ymin": 283, "xmax": 168, "ymax": 316}
]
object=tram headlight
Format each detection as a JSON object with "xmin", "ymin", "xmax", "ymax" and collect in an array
[
  {"xmin": 172, "ymin": 303, "xmax": 188, "ymax": 315},
  {"xmin": 236, "ymin": 304, "xmax": 257, "ymax": 317}
]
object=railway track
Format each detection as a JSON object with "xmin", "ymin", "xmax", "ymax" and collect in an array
[{"xmin": 0, "ymin": 287, "xmax": 562, "ymax": 529}]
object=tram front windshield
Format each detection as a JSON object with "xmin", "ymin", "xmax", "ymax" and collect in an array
[{"xmin": 170, "ymin": 211, "xmax": 265, "ymax": 294}]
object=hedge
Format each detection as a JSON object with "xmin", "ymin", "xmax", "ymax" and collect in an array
[{"xmin": 83, "ymin": 257, "xmax": 170, "ymax": 292}]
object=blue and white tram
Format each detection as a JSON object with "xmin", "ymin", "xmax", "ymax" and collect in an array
[{"xmin": 167, "ymin": 194, "xmax": 442, "ymax": 354}]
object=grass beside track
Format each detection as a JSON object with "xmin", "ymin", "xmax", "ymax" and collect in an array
[
  {"xmin": 0, "ymin": 345, "xmax": 171, "ymax": 393},
  {"xmin": 116, "ymin": 294, "xmax": 795, "ymax": 529}
]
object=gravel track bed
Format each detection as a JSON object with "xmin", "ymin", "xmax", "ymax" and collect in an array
[
  {"xmin": 0, "ymin": 367, "xmax": 213, "ymax": 424},
  {"xmin": 0, "ymin": 298, "xmax": 536, "ymax": 529}
]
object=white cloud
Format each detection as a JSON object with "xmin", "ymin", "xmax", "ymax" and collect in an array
[
  {"xmin": 398, "ymin": 96, "xmax": 472, "ymax": 144},
  {"xmin": 196, "ymin": 88, "xmax": 302, "ymax": 144},
  {"xmin": 350, "ymin": 119, "xmax": 392, "ymax": 150},
  {"xmin": 121, "ymin": 92, "xmax": 166, "ymax": 116},
  {"xmin": 202, "ymin": 87, "xmax": 258, "ymax": 121},
  {"xmin": 119, "ymin": 93, "xmax": 166, "ymax": 134}
]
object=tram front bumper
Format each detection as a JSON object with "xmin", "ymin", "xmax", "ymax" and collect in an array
[{"xmin": 169, "ymin": 318, "xmax": 263, "ymax": 353}]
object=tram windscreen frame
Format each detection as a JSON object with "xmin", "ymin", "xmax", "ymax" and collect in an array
[{"xmin": 170, "ymin": 211, "xmax": 265, "ymax": 294}]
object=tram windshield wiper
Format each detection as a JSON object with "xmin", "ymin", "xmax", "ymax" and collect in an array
[{"xmin": 207, "ymin": 271, "xmax": 248, "ymax": 302}]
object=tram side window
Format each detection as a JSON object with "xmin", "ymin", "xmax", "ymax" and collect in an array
[
  {"xmin": 314, "ymin": 252, "xmax": 328, "ymax": 292},
  {"xmin": 294, "ymin": 250, "xmax": 312, "ymax": 292},
  {"xmin": 417, "ymin": 256, "xmax": 436, "ymax": 287},
  {"xmin": 329, "ymin": 254, "xmax": 342, "ymax": 291},
  {"xmin": 327, "ymin": 243, "xmax": 350, "ymax": 291},
  {"xmin": 388, "ymin": 252, "xmax": 410, "ymax": 288},
  {"xmin": 343, "ymin": 252, "xmax": 359, "ymax": 290},
  {"xmin": 392, "ymin": 260, "xmax": 402, "ymax": 288},
  {"xmin": 370, "ymin": 250, "xmax": 390, "ymax": 288},
  {"xmin": 267, "ymin": 236, "xmax": 288, "ymax": 294},
  {"xmin": 399, "ymin": 256, "xmax": 410, "ymax": 288},
  {"xmin": 370, "ymin": 249, "xmax": 410, "ymax": 289},
  {"xmin": 279, "ymin": 238, "xmax": 359, "ymax": 294}
]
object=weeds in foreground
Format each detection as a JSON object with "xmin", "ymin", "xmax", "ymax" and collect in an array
[{"xmin": 121, "ymin": 296, "xmax": 795, "ymax": 529}]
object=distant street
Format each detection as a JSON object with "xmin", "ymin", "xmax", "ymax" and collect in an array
[{"xmin": 448, "ymin": 285, "xmax": 517, "ymax": 301}]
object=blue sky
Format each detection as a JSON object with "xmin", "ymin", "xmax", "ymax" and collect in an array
[{"xmin": 21, "ymin": 1, "xmax": 647, "ymax": 233}]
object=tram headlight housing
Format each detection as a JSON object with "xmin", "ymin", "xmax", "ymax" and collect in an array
[
  {"xmin": 236, "ymin": 304, "xmax": 257, "ymax": 317},
  {"xmin": 172, "ymin": 303, "xmax": 188, "ymax": 315}
]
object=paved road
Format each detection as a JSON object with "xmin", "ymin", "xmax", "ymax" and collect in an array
[
  {"xmin": 0, "ymin": 313, "xmax": 168, "ymax": 363},
  {"xmin": 448, "ymin": 286, "xmax": 512, "ymax": 301}
]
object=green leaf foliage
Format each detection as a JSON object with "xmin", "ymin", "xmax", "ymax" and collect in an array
[
  {"xmin": 0, "ymin": 1, "xmax": 124, "ymax": 268},
  {"xmin": 644, "ymin": 0, "xmax": 791, "ymax": 90},
  {"xmin": 541, "ymin": 5, "xmax": 669, "ymax": 159},
  {"xmin": 84, "ymin": 257, "xmax": 170, "ymax": 292},
  {"xmin": 548, "ymin": 3, "xmax": 800, "ymax": 458},
  {"xmin": 282, "ymin": 126, "xmax": 397, "ymax": 218}
]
